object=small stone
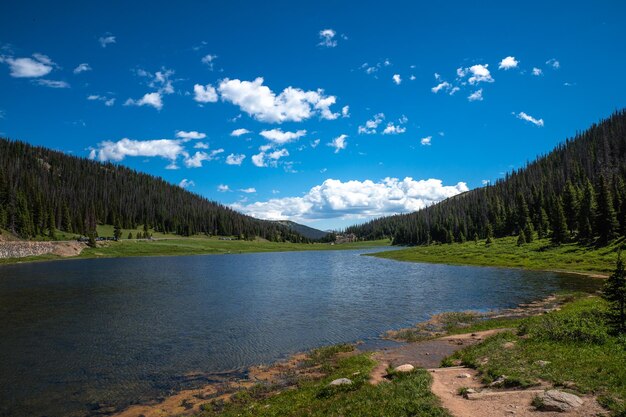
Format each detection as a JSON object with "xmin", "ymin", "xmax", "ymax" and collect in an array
[
  {"xmin": 489, "ymin": 375, "xmax": 507, "ymax": 387},
  {"xmin": 539, "ymin": 390, "xmax": 583, "ymax": 412},
  {"xmin": 458, "ymin": 373, "xmax": 472, "ymax": 379},
  {"xmin": 503, "ymin": 341, "xmax": 516, "ymax": 349},
  {"xmin": 329, "ymin": 378, "xmax": 353, "ymax": 386},
  {"xmin": 394, "ymin": 364, "xmax": 415, "ymax": 373},
  {"xmin": 535, "ymin": 360, "xmax": 551, "ymax": 367}
]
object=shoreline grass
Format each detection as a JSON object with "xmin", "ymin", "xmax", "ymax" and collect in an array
[
  {"xmin": 369, "ymin": 236, "xmax": 625, "ymax": 277},
  {"xmin": 0, "ymin": 237, "xmax": 391, "ymax": 267}
]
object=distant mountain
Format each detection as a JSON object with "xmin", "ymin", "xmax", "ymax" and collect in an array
[
  {"xmin": 273, "ymin": 220, "xmax": 329, "ymax": 240},
  {"xmin": 0, "ymin": 138, "xmax": 308, "ymax": 242},
  {"xmin": 347, "ymin": 110, "xmax": 626, "ymax": 246}
]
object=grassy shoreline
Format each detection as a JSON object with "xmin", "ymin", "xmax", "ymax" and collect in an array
[
  {"xmin": 0, "ymin": 237, "xmax": 392, "ymax": 267},
  {"xmin": 369, "ymin": 236, "xmax": 625, "ymax": 277}
]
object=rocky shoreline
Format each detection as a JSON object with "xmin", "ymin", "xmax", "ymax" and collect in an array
[{"xmin": 0, "ymin": 240, "xmax": 85, "ymax": 260}]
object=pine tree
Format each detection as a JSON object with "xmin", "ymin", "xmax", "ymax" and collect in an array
[
  {"xmin": 602, "ymin": 251, "xmax": 626, "ymax": 333},
  {"xmin": 551, "ymin": 196, "xmax": 568, "ymax": 245},
  {"xmin": 485, "ymin": 224, "xmax": 494, "ymax": 245},
  {"xmin": 577, "ymin": 180, "xmax": 596, "ymax": 243},
  {"xmin": 562, "ymin": 181, "xmax": 579, "ymax": 235},
  {"xmin": 128, "ymin": 232, "xmax": 133, "ymax": 239},
  {"xmin": 517, "ymin": 230, "xmax": 526, "ymax": 246},
  {"xmin": 47, "ymin": 208, "xmax": 56, "ymax": 239},
  {"xmin": 473, "ymin": 232, "xmax": 479, "ymax": 244},
  {"xmin": 113, "ymin": 219, "xmax": 122, "ymax": 241},
  {"xmin": 524, "ymin": 222, "xmax": 535, "ymax": 243},
  {"xmin": 596, "ymin": 175, "xmax": 619, "ymax": 244}
]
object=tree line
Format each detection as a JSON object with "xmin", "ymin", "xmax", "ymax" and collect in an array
[
  {"xmin": 0, "ymin": 138, "xmax": 309, "ymax": 242},
  {"xmin": 346, "ymin": 110, "xmax": 626, "ymax": 247}
]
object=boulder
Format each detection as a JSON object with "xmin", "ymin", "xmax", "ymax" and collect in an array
[
  {"xmin": 329, "ymin": 378, "xmax": 353, "ymax": 386},
  {"xmin": 394, "ymin": 364, "xmax": 415, "ymax": 373},
  {"xmin": 538, "ymin": 390, "xmax": 583, "ymax": 412},
  {"xmin": 502, "ymin": 341, "xmax": 516, "ymax": 349},
  {"xmin": 457, "ymin": 373, "xmax": 472, "ymax": 379}
]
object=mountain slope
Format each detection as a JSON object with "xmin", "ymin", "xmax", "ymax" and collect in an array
[
  {"xmin": 0, "ymin": 138, "xmax": 307, "ymax": 242},
  {"xmin": 347, "ymin": 110, "xmax": 626, "ymax": 246},
  {"xmin": 273, "ymin": 220, "xmax": 329, "ymax": 240}
]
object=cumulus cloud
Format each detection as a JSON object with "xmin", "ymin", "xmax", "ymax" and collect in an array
[
  {"xmin": 251, "ymin": 148, "xmax": 289, "ymax": 167},
  {"xmin": 218, "ymin": 77, "xmax": 339, "ymax": 123},
  {"xmin": 421, "ymin": 136, "xmax": 432, "ymax": 146},
  {"xmin": 175, "ymin": 130, "xmax": 206, "ymax": 140},
  {"xmin": 341, "ymin": 105, "xmax": 350, "ymax": 118},
  {"xmin": 87, "ymin": 94, "xmax": 115, "ymax": 106},
  {"xmin": 124, "ymin": 92, "xmax": 163, "ymax": 110},
  {"xmin": 240, "ymin": 187, "xmax": 256, "ymax": 193},
  {"xmin": 194, "ymin": 142, "xmax": 209, "ymax": 149},
  {"xmin": 318, "ymin": 29, "xmax": 337, "ymax": 47},
  {"xmin": 179, "ymin": 179, "xmax": 195, "ymax": 188},
  {"xmin": 311, "ymin": 139, "xmax": 321, "ymax": 148},
  {"xmin": 99, "ymin": 34, "xmax": 116, "ymax": 48},
  {"xmin": 467, "ymin": 89, "xmax": 483, "ymax": 102},
  {"xmin": 392, "ymin": 74, "xmax": 402, "ymax": 85},
  {"xmin": 193, "ymin": 83, "xmax": 218, "ymax": 103},
  {"xmin": 73, "ymin": 63, "xmax": 92, "ymax": 74},
  {"xmin": 328, "ymin": 134, "xmax": 348, "ymax": 153},
  {"xmin": 232, "ymin": 177, "xmax": 469, "ymax": 222},
  {"xmin": 89, "ymin": 138, "xmax": 186, "ymax": 162},
  {"xmin": 217, "ymin": 184, "xmax": 230, "ymax": 192},
  {"xmin": 226, "ymin": 153, "xmax": 246, "ymax": 165},
  {"xmin": 382, "ymin": 115, "xmax": 408, "ymax": 135},
  {"xmin": 259, "ymin": 128, "xmax": 307, "ymax": 144},
  {"xmin": 546, "ymin": 58, "xmax": 560, "ymax": 69},
  {"xmin": 184, "ymin": 149, "xmax": 224, "ymax": 168},
  {"xmin": 466, "ymin": 64, "xmax": 493, "ymax": 84},
  {"xmin": 481, "ymin": 179, "xmax": 490, "ymax": 185},
  {"xmin": 515, "ymin": 111, "xmax": 544, "ymax": 127},
  {"xmin": 532, "ymin": 67, "xmax": 543, "ymax": 76},
  {"xmin": 358, "ymin": 113, "xmax": 385, "ymax": 134},
  {"xmin": 0, "ymin": 53, "xmax": 55, "ymax": 77},
  {"xmin": 230, "ymin": 128, "xmax": 251, "ymax": 137},
  {"xmin": 498, "ymin": 56, "xmax": 519, "ymax": 70}
]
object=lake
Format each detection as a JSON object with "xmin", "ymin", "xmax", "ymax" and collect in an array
[{"xmin": 0, "ymin": 248, "xmax": 600, "ymax": 416}]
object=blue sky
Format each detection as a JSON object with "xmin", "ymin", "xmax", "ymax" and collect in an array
[{"xmin": 1, "ymin": 1, "xmax": 626, "ymax": 230}]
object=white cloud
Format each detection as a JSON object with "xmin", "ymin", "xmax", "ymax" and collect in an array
[
  {"xmin": 259, "ymin": 128, "xmax": 306, "ymax": 144},
  {"xmin": 467, "ymin": 89, "xmax": 483, "ymax": 102},
  {"xmin": 546, "ymin": 58, "xmax": 560, "ymax": 69},
  {"xmin": 532, "ymin": 67, "xmax": 543, "ymax": 76},
  {"xmin": 232, "ymin": 177, "xmax": 469, "ymax": 222},
  {"xmin": 184, "ymin": 149, "xmax": 224, "ymax": 168},
  {"xmin": 515, "ymin": 111, "xmax": 544, "ymax": 127},
  {"xmin": 201, "ymin": 54, "xmax": 218, "ymax": 70},
  {"xmin": 194, "ymin": 142, "xmax": 209, "ymax": 149},
  {"xmin": 124, "ymin": 92, "xmax": 163, "ymax": 110},
  {"xmin": 89, "ymin": 138, "xmax": 186, "ymax": 162},
  {"xmin": 99, "ymin": 35, "xmax": 116, "ymax": 48},
  {"xmin": 466, "ymin": 64, "xmax": 493, "ymax": 84},
  {"xmin": 138, "ymin": 68, "xmax": 175, "ymax": 94},
  {"xmin": 328, "ymin": 134, "xmax": 348, "ymax": 153},
  {"xmin": 192, "ymin": 83, "xmax": 218, "ymax": 103},
  {"xmin": 0, "ymin": 54, "xmax": 55, "ymax": 77},
  {"xmin": 218, "ymin": 77, "xmax": 339, "ymax": 123},
  {"xmin": 240, "ymin": 187, "xmax": 257, "ymax": 193},
  {"xmin": 318, "ymin": 29, "xmax": 337, "ymax": 47},
  {"xmin": 421, "ymin": 136, "xmax": 432, "ymax": 146},
  {"xmin": 481, "ymin": 179, "xmax": 490, "ymax": 185},
  {"xmin": 226, "ymin": 153, "xmax": 246, "ymax": 165},
  {"xmin": 73, "ymin": 63, "xmax": 92, "ymax": 74},
  {"xmin": 341, "ymin": 105, "xmax": 350, "ymax": 118},
  {"xmin": 382, "ymin": 116, "xmax": 408, "ymax": 135},
  {"xmin": 311, "ymin": 139, "xmax": 320, "ymax": 148},
  {"xmin": 34, "ymin": 79, "xmax": 70, "ymax": 88},
  {"xmin": 358, "ymin": 113, "xmax": 385, "ymax": 134},
  {"xmin": 217, "ymin": 184, "xmax": 230, "ymax": 192},
  {"xmin": 392, "ymin": 74, "xmax": 402, "ymax": 85},
  {"xmin": 87, "ymin": 95, "xmax": 115, "ymax": 106},
  {"xmin": 251, "ymin": 148, "xmax": 289, "ymax": 167},
  {"xmin": 230, "ymin": 128, "xmax": 251, "ymax": 137},
  {"xmin": 179, "ymin": 179, "xmax": 195, "ymax": 188},
  {"xmin": 176, "ymin": 130, "xmax": 206, "ymax": 140},
  {"xmin": 498, "ymin": 56, "xmax": 519, "ymax": 70},
  {"xmin": 431, "ymin": 81, "xmax": 451, "ymax": 93}
]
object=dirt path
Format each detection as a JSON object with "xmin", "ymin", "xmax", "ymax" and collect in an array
[{"xmin": 429, "ymin": 366, "xmax": 606, "ymax": 417}]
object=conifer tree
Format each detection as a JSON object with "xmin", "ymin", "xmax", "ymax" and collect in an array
[
  {"xmin": 577, "ymin": 180, "xmax": 596, "ymax": 242},
  {"xmin": 562, "ymin": 181, "xmax": 579, "ymax": 235},
  {"xmin": 596, "ymin": 175, "xmax": 619, "ymax": 244},
  {"xmin": 551, "ymin": 196, "xmax": 568, "ymax": 245},
  {"xmin": 603, "ymin": 251, "xmax": 626, "ymax": 333}
]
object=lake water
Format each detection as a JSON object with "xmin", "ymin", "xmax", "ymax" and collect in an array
[{"xmin": 0, "ymin": 248, "xmax": 600, "ymax": 416}]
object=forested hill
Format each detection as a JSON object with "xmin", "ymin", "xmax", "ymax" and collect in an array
[
  {"xmin": 347, "ymin": 110, "xmax": 626, "ymax": 246},
  {"xmin": 0, "ymin": 138, "xmax": 307, "ymax": 242}
]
